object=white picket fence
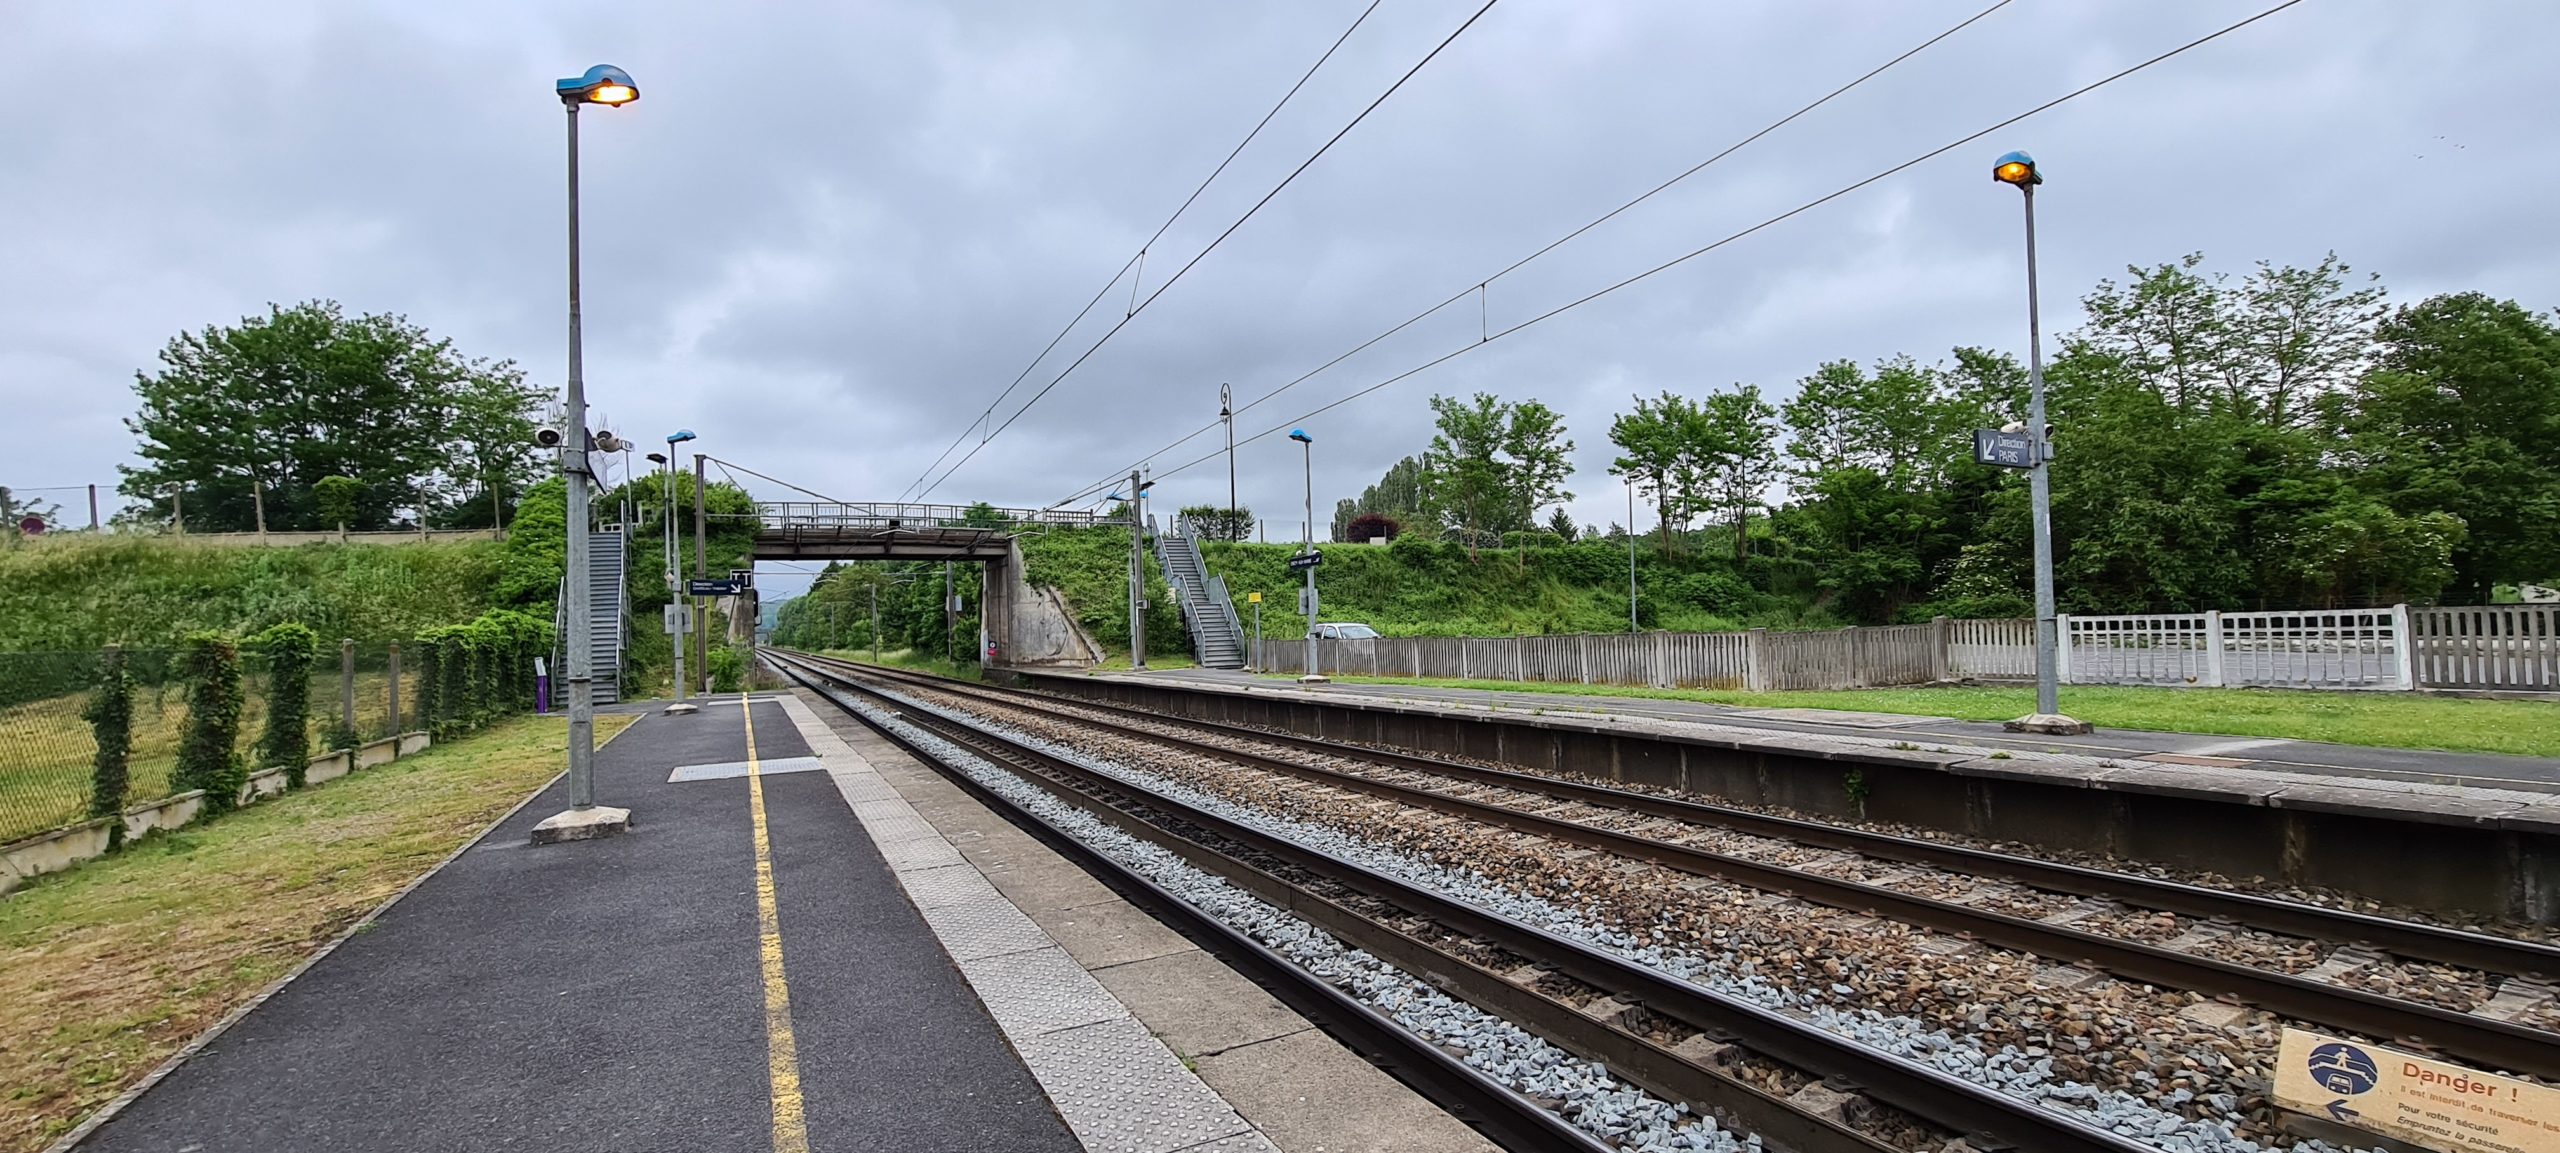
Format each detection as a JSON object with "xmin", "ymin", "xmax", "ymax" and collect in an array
[{"xmin": 1244, "ymin": 605, "xmax": 2556, "ymax": 695}]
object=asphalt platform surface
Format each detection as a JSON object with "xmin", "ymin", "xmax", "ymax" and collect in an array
[{"xmin": 79, "ymin": 695, "xmax": 1079, "ymax": 1153}]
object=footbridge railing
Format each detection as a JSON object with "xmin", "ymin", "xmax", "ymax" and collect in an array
[{"xmin": 730, "ymin": 502, "xmax": 1112, "ymax": 531}]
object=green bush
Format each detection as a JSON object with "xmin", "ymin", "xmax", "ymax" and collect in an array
[
  {"xmin": 173, "ymin": 631, "xmax": 247, "ymax": 812},
  {"xmin": 84, "ymin": 647, "xmax": 135, "ymax": 845},
  {"xmin": 252, "ymin": 622, "xmax": 319, "ymax": 785},
  {"xmin": 709, "ymin": 645, "xmax": 746, "ymax": 692}
]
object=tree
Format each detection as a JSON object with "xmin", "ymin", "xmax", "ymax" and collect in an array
[
  {"xmin": 2342, "ymin": 292, "xmax": 2560, "ymax": 602},
  {"xmin": 118, "ymin": 301, "xmax": 545, "ymax": 532},
  {"xmin": 1697, "ymin": 386, "xmax": 1779, "ymax": 560},
  {"xmin": 1339, "ymin": 456, "xmax": 1429, "ymax": 539},
  {"xmin": 2076, "ymin": 252, "xmax": 2385, "ymax": 428},
  {"xmin": 1420, "ymin": 393, "xmax": 1574, "ymax": 556},
  {"xmin": 314, "ymin": 476, "xmax": 363, "ymax": 535},
  {"xmin": 1608, "ymin": 392, "xmax": 1704, "ymax": 555}
]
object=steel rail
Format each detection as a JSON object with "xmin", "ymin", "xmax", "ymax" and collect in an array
[
  {"xmin": 767, "ymin": 656, "xmax": 1613, "ymax": 1153},
  {"xmin": 789, "ymin": 653, "xmax": 2560, "ymax": 1080},
  {"xmin": 773, "ymin": 652, "xmax": 2164, "ymax": 1153},
  {"xmin": 806, "ymin": 653, "xmax": 2560, "ymax": 981}
]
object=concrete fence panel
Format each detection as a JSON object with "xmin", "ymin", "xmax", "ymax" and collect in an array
[{"xmin": 2414, "ymin": 605, "xmax": 2560, "ymax": 690}]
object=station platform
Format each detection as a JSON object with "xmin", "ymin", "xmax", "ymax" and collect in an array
[
  {"xmin": 1122, "ymin": 668, "xmax": 2559, "ymax": 789},
  {"xmin": 65, "ymin": 691, "xmax": 1488, "ymax": 1153}
]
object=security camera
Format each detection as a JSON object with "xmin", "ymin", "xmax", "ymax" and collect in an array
[{"xmin": 534, "ymin": 426, "xmax": 565, "ymax": 448}]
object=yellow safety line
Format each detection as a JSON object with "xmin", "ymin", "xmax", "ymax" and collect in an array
[{"xmin": 744, "ymin": 694, "xmax": 811, "ymax": 1153}]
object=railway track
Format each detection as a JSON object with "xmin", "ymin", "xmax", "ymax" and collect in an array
[
  {"xmin": 782, "ymin": 652, "xmax": 2560, "ymax": 1077},
  {"xmin": 773, "ymin": 651, "xmax": 2255, "ymax": 1152}
]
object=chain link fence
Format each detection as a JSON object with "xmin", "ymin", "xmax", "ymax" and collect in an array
[{"xmin": 0, "ymin": 642, "xmax": 419, "ymax": 846}]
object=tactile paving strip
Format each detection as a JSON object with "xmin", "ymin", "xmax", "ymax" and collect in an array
[
  {"xmin": 1016, "ymin": 1016, "xmax": 1254, "ymax": 1153},
  {"xmin": 828, "ymin": 771, "xmax": 905, "ymax": 805},
  {"xmin": 920, "ymin": 897, "xmax": 1053, "ymax": 961},
  {"xmin": 956, "ymin": 947, "xmax": 1126, "ymax": 1039},
  {"xmin": 851, "ymin": 802, "xmax": 944, "ymax": 844},
  {"xmin": 1169, "ymin": 1133, "xmax": 1283, "ymax": 1153},
  {"xmin": 877, "ymin": 833, "xmax": 968, "ymax": 872},
  {"xmin": 896, "ymin": 861, "xmax": 1001, "ymax": 912}
]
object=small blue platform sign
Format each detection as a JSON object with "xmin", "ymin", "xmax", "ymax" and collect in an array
[
  {"xmin": 687, "ymin": 578, "xmax": 746, "ymax": 596},
  {"xmin": 2307, "ymin": 1042, "xmax": 2379, "ymax": 1097},
  {"xmin": 1972, "ymin": 428, "xmax": 2038, "ymax": 469},
  {"xmin": 1286, "ymin": 552, "xmax": 1323, "ymax": 571}
]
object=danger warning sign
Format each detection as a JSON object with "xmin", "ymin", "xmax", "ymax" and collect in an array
[{"xmin": 2275, "ymin": 1028, "xmax": 2560, "ymax": 1153}]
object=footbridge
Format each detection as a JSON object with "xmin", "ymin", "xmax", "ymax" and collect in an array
[{"xmin": 718, "ymin": 500, "xmax": 1116, "ymax": 669}]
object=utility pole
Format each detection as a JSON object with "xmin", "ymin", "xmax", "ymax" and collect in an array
[
  {"xmin": 1127, "ymin": 468, "xmax": 1147, "ymax": 669},
  {"xmin": 943, "ymin": 561, "xmax": 956, "ymax": 664},
  {"xmin": 1290, "ymin": 429, "xmax": 1323, "ymax": 684},
  {"xmin": 870, "ymin": 580, "xmax": 881, "ymax": 665},
  {"xmin": 1627, "ymin": 482, "xmax": 1639, "ymax": 632},
  {"xmin": 693, "ymin": 453, "xmax": 709, "ymax": 695}
]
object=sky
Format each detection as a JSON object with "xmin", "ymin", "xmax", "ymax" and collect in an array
[{"xmin": 2, "ymin": 1, "xmax": 2552, "ymax": 599}]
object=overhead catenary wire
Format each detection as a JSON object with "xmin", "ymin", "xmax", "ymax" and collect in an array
[
  {"xmin": 895, "ymin": 1, "xmax": 1385, "ymax": 502},
  {"xmin": 1051, "ymin": 0, "xmax": 2019, "ymax": 508},
  {"xmin": 1102, "ymin": 0, "xmax": 2313, "ymax": 498},
  {"xmin": 912, "ymin": 0, "xmax": 1502, "ymax": 503}
]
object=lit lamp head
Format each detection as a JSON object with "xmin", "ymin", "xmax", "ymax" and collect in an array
[
  {"xmin": 1288, "ymin": 428, "xmax": 1313, "ymax": 444},
  {"xmin": 557, "ymin": 64, "xmax": 640, "ymax": 107},
  {"xmin": 1992, "ymin": 150, "xmax": 2041, "ymax": 189}
]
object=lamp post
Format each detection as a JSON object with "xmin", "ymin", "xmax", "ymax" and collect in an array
[
  {"xmin": 1290, "ymin": 428, "xmax": 1325, "ymax": 684},
  {"xmin": 662, "ymin": 429, "xmax": 697, "ymax": 711},
  {"xmin": 1220, "ymin": 383, "xmax": 1237, "ymax": 533},
  {"xmin": 1992, "ymin": 151, "xmax": 2088, "ymax": 735},
  {"xmin": 532, "ymin": 63, "xmax": 640, "ymax": 846}
]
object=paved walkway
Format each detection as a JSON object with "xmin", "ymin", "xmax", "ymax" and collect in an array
[
  {"xmin": 1135, "ymin": 669, "xmax": 2559, "ymax": 788},
  {"xmin": 77, "ymin": 696, "xmax": 1083, "ymax": 1153}
]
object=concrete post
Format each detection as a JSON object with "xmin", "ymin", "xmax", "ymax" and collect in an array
[
  {"xmin": 1651, "ymin": 630, "xmax": 1669, "ymax": 689},
  {"xmin": 1577, "ymin": 634, "xmax": 1591, "ymax": 685},
  {"xmin": 2391, "ymin": 603, "xmax": 2417, "ymax": 690},
  {"xmin": 2203, "ymin": 610, "xmax": 2227, "ymax": 687},
  {"xmin": 1931, "ymin": 616, "xmax": 1952, "ymax": 682},
  {"xmin": 2056, "ymin": 614, "xmax": 2075, "ymax": 685},
  {"xmin": 340, "ymin": 638, "xmax": 357, "ymax": 745},
  {"xmin": 386, "ymin": 641, "xmax": 402, "ymax": 734},
  {"xmin": 1745, "ymin": 628, "xmax": 1768, "ymax": 693}
]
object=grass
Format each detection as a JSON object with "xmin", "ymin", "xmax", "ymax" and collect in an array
[
  {"xmin": 0, "ymin": 535, "xmax": 512, "ymax": 652},
  {"xmin": 0, "ymin": 670, "xmax": 418, "ymax": 845},
  {"xmin": 1306, "ymin": 676, "xmax": 2560, "ymax": 758},
  {"xmin": 0, "ymin": 713, "xmax": 631, "ymax": 1153}
]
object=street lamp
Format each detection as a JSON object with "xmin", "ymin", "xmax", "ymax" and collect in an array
[
  {"xmin": 662, "ymin": 429, "xmax": 697, "ymax": 712},
  {"xmin": 532, "ymin": 63, "xmax": 642, "ymax": 846},
  {"xmin": 1290, "ymin": 428, "xmax": 1325, "ymax": 685},
  {"xmin": 1992, "ymin": 151, "xmax": 2088, "ymax": 736}
]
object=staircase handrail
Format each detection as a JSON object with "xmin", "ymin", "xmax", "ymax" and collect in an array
[{"xmin": 1203, "ymin": 572, "xmax": 1244, "ymax": 648}]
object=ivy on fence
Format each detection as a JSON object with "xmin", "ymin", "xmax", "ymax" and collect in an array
[
  {"xmin": 414, "ymin": 610, "xmax": 552, "ymax": 738},
  {"xmin": 173, "ymin": 631, "xmax": 247, "ymax": 813},
  {"xmin": 83, "ymin": 646, "xmax": 134, "ymax": 848},
  {"xmin": 253, "ymin": 622, "xmax": 318, "ymax": 787}
]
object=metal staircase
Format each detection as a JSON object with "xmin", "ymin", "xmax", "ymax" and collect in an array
[
  {"xmin": 1156, "ymin": 514, "xmax": 1246, "ymax": 669},
  {"xmin": 554, "ymin": 528, "xmax": 632, "ymax": 705}
]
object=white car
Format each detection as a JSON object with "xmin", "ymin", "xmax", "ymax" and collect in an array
[{"xmin": 1312, "ymin": 622, "xmax": 1381, "ymax": 640}]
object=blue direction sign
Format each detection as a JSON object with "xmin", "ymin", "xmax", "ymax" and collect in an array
[
  {"xmin": 1972, "ymin": 428, "xmax": 2038, "ymax": 469},
  {"xmin": 687, "ymin": 578, "xmax": 746, "ymax": 596},
  {"xmin": 1286, "ymin": 551, "xmax": 1323, "ymax": 571}
]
